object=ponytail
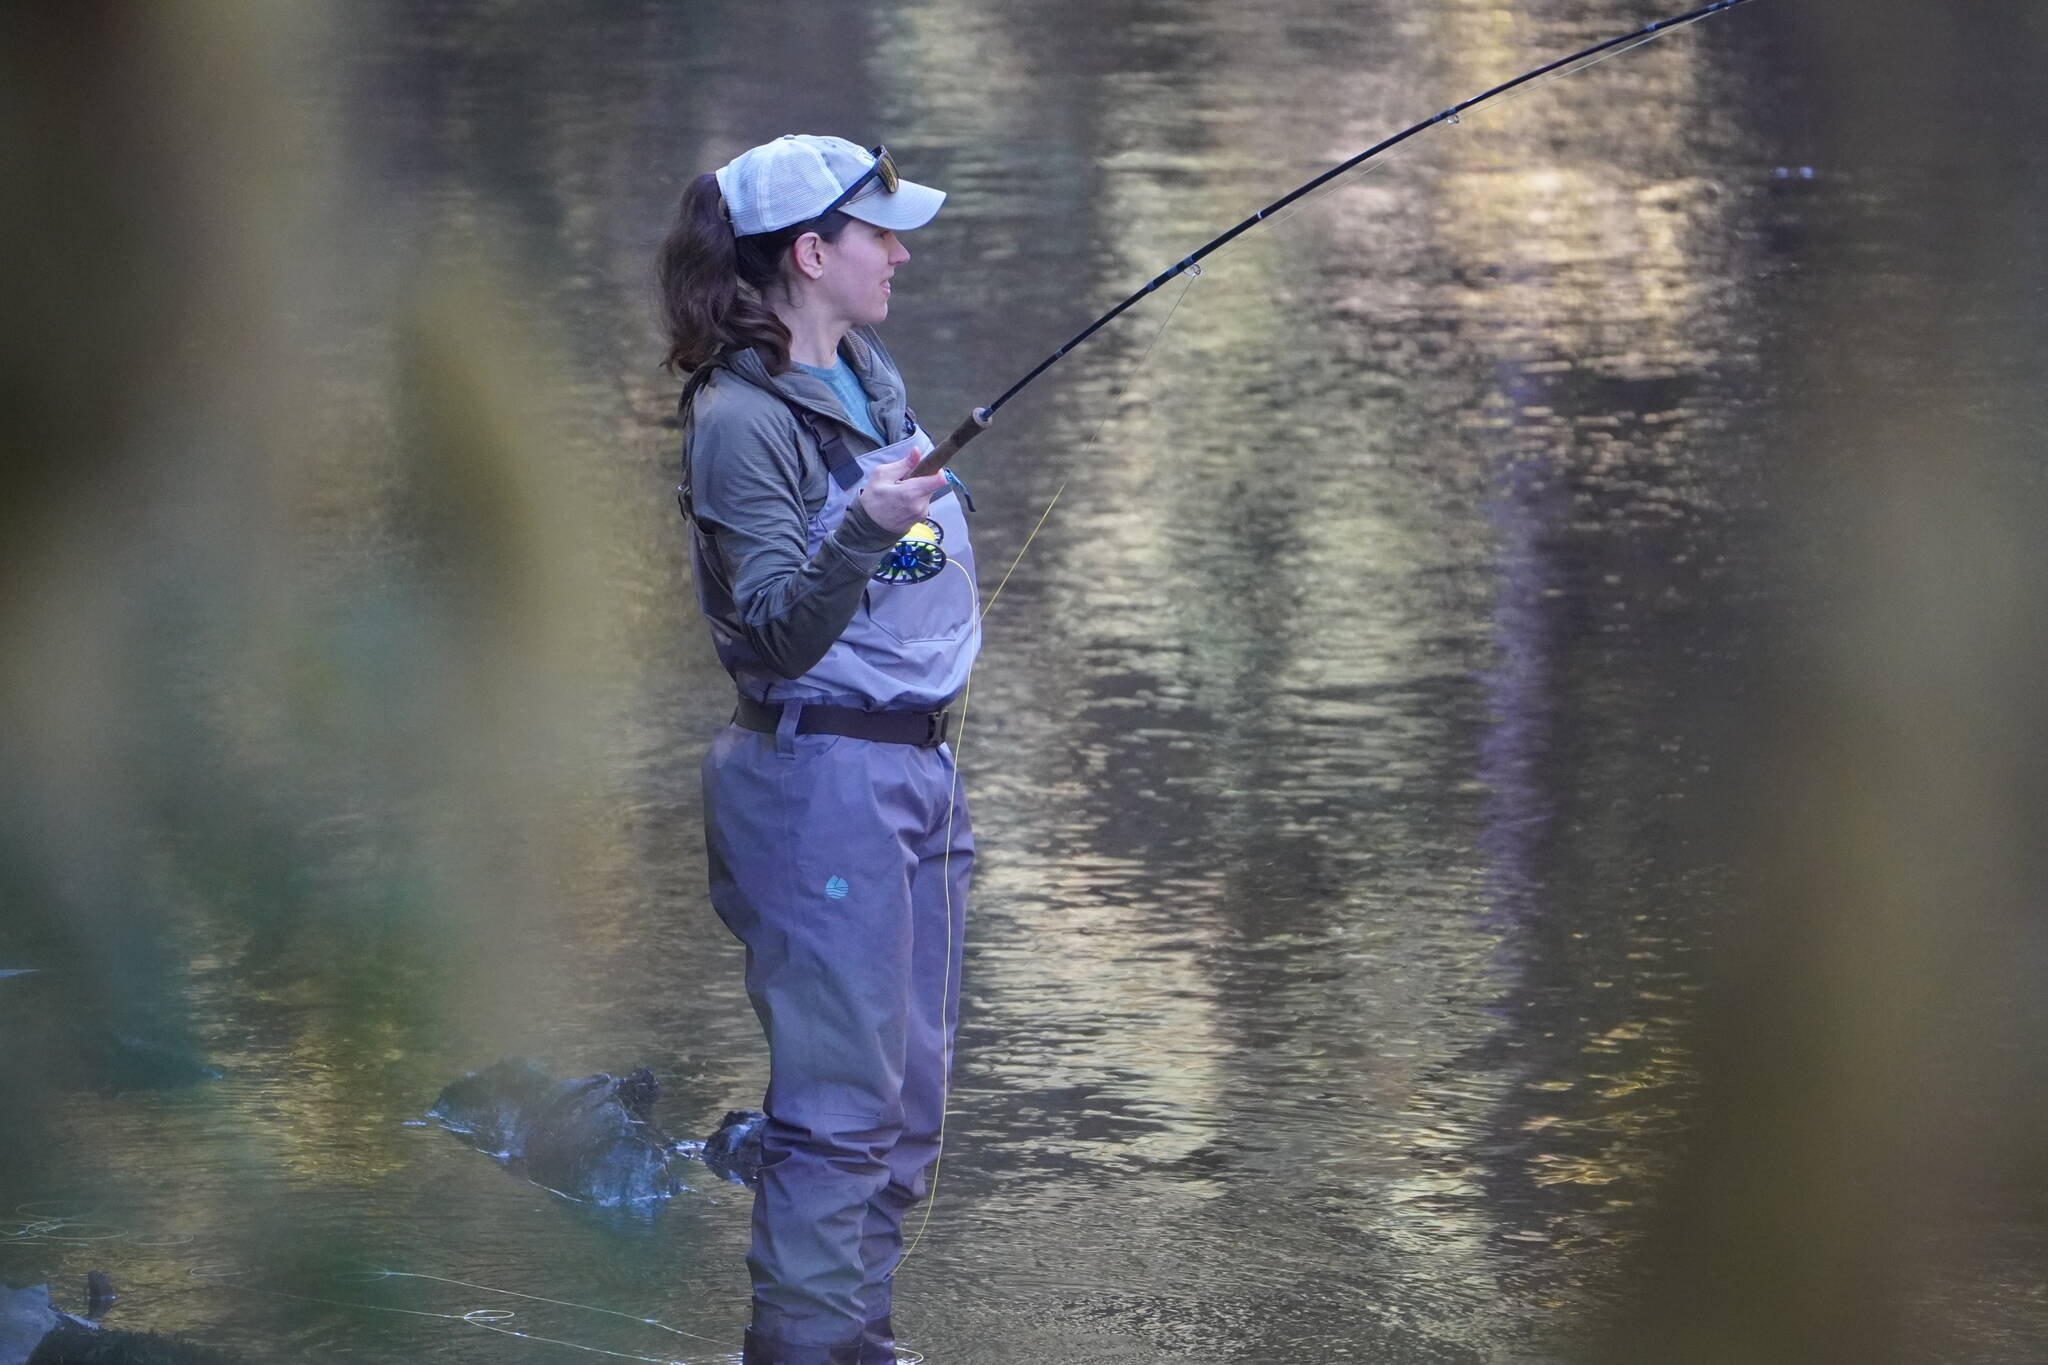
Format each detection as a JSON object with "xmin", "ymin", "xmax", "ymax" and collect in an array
[{"xmin": 658, "ymin": 172, "xmax": 853, "ymax": 378}]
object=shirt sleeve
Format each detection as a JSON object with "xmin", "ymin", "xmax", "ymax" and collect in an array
[{"xmin": 687, "ymin": 402, "xmax": 901, "ymax": 680}]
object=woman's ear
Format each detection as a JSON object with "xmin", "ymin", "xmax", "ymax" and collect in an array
[{"xmin": 789, "ymin": 231, "xmax": 828, "ymax": 281}]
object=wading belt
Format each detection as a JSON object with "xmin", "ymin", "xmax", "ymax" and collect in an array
[
  {"xmin": 734, "ymin": 696, "xmax": 953, "ymax": 749},
  {"xmin": 683, "ymin": 366, "xmax": 949, "ymax": 748}
]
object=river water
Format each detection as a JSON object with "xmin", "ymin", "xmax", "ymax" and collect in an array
[{"xmin": 2, "ymin": 2, "xmax": 2041, "ymax": 1362}]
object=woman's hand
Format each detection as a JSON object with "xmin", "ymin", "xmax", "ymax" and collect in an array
[{"xmin": 857, "ymin": 448, "xmax": 949, "ymax": 536}]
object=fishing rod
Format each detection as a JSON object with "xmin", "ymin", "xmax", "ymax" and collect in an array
[{"xmin": 910, "ymin": 0, "xmax": 1762, "ymax": 478}]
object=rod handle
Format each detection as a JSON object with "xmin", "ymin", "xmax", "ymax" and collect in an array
[{"xmin": 911, "ymin": 408, "xmax": 992, "ymax": 478}]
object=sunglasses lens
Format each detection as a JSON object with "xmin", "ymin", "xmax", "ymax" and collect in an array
[{"xmin": 875, "ymin": 149, "xmax": 899, "ymax": 194}]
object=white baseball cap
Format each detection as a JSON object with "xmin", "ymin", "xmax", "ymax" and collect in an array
[{"xmin": 714, "ymin": 134, "xmax": 946, "ymax": 237}]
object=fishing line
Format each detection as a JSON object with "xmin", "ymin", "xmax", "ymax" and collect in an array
[
  {"xmin": 978, "ymin": 268, "xmax": 1206, "ymax": 625},
  {"xmin": 900, "ymin": 264, "xmax": 1206, "ymax": 1273},
  {"xmin": 1, "ymin": 1203, "xmax": 194, "ymax": 1249},
  {"xmin": 894, "ymin": 0, "xmax": 1758, "ymax": 1309},
  {"xmin": 1, "ymin": 1220, "xmax": 130, "ymax": 1245},
  {"xmin": 189, "ymin": 1261, "xmax": 882, "ymax": 1365},
  {"xmin": 8, "ymin": 1211, "xmax": 830, "ymax": 1365},
  {"xmin": 358, "ymin": 1269, "xmax": 730, "ymax": 1344},
  {"xmin": 200, "ymin": 1275, "xmax": 705, "ymax": 1365}
]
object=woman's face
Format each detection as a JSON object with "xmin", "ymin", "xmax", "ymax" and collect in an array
[{"xmin": 811, "ymin": 221, "xmax": 911, "ymax": 328}]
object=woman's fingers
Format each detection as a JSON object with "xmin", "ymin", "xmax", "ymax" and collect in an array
[
  {"xmin": 875, "ymin": 449, "xmax": 945, "ymax": 489},
  {"xmin": 860, "ymin": 452, "xmax": 948, "ymax": 534}
]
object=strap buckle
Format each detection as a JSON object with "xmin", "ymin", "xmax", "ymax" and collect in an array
[{"xmin": 924, "ymin": 710, "xmax": 952, "ymax": 748}]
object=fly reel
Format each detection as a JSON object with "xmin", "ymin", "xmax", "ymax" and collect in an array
[{"xmin": 873, "ymin": 518, "xmax": 946, "ymax": 585}]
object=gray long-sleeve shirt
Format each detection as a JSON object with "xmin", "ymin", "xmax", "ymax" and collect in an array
[{"xmin": 681, "ymin": 329, "xmax": 914, "ymax": 680}]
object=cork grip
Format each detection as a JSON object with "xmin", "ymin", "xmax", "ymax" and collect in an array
[{"xmin": 910, "ymin": 408, "xmax": 992, "ymax": 478}]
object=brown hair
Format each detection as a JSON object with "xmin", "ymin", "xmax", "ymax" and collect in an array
[{"xmin": 657, "ymin": 173, "xmax": 852, "ymax": 377}]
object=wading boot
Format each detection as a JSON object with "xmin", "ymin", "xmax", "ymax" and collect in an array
[
  {"xmin": 742, "ymin": 1326, "xmax": 863, "ymax": 1365},
  {"xmin": 857, "ymin": 1312, "xmax": 897, "ymax": 1364}
]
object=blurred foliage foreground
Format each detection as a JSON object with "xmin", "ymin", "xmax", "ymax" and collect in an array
[{"xmin": 1, "ymin": 2, "xmax": 628, "ymax": 1177}]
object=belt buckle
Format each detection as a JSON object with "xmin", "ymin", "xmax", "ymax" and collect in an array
[{"xmin": 924, "ymin": 710, "xmax": 951, "ymax": 748}]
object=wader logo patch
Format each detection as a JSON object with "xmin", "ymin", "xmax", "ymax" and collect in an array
[{"xmin": 823, "ymin": 876, "xmax": 851, "ymax": 901}]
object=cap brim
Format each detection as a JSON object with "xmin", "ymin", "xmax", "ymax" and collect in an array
[{"xmin": 839, "ymin": 177, "xmax": 946, "ymax": 231}]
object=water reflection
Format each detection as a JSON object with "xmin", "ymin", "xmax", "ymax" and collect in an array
[{"xmin": 3, "ymin": 2, "xmax": 2043, "ymax": 1363}]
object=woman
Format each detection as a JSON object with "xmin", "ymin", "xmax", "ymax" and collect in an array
[{"xmin": 658, "ymin": 134, "xmax": 979, "ymax": 1365}]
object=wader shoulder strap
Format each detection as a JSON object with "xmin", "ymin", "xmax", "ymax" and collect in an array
[
  {"xmin": 675, "ymin": 365, "xmax": 719, "ymax": 522},
  {"xmin": 675, "ymin": 363, "xmax": 866, "ymax": 525},
  {"xmin": 792, "ymin": 407, "xmax": 866, "ymax": 491}
]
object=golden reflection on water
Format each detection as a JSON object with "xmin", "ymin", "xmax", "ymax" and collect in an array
[
  {"xmin": 17, "ymin": 1, "xmax": 2041, "ymax": 1361},
  {"xmin": 861, "ymin": 0, "xmax": 1766, "ymax": 1344}
]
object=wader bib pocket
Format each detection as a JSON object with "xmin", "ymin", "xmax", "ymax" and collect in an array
[
  {"xmin": 862, "ymin": 518, "xmax": 977, "ymax": 649},
  {"xmin": 708, "ymin": 420, "xmax": 979, "ymax": 712},
  {"xmin": 841, "ymin": 426, "xmax": 979, "ymax": 663}
]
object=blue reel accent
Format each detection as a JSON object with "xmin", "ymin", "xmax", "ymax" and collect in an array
[{"xmin": 872, "ymin": 518, "xmax": 947, "ymax": 585}]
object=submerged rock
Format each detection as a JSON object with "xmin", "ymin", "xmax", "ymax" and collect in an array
[
  {"xmin": 5, "ymin": 1281, "xmax": 238, "ymax": 1365},
  {"xmin": 1, "ymin": 1284, "xmax": 60, "ymax": 1365},
  {"xmin": 428, "ymin": 1060, "xmax": 676, "ymax": 1205},
  {"xmin": 522, "ymin": 1070, "xmax": 675, "ymax": 1205},
  {"xmin": 425, "ymin": 1058, "xmax": 558, "ymax": 1156},
  {"xmin": 427, "ymin": 1062, "xmax": 769, "ymax": 1201},
  {"xmin": 27, "ymin": 1324, "xmax": 247, "ymax": 1365}
]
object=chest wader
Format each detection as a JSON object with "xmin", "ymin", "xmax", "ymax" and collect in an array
[{"xmin": 683, "ymin": 381, "xmax": 979, "ymax": 1365}]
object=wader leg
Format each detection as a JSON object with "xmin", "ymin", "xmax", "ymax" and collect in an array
[
  {"xmin": 854, "ymin": 756, "xmax": 972, "ymax": 1359},
  {"xmin": 704, "ymin": 727, "xmax": 939, "ymax": 1359}
]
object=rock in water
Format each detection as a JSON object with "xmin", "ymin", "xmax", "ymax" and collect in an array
[
  {"xmin": 1, "ymin": 1285, "xmax": 59, "ymax": 1365},
  {"xmin": 27, "ymin": 1325, "xmax": 247, "ymax": 1364},
  {"xmin": 82, "ymin": 1277, "xmax": 113, "ymax": 1322},
  {"xmin": 428, "ymin": 1062, "xmax": 773, "ymax": 1202},
  {"xmin": 2, "ymin": 1276, "xmax": 234, "ymax": 1365},
  {"xmin": 523, "ymin": 1068, "xmax": 675, "ymax": 1205},
  {"xmin": 427, "ymin": 1058, "xmax": 558, "ymax": 1156},
  {"xmin": 428, "ymin": 1060, "xmax": 676, "ymax": 1205}
]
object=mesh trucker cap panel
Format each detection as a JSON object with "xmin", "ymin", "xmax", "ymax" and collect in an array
[
  {"xmin": 717, "ymin": 134, "xmax": 871, "ymax": 236},
  {"xmin": 713, "ymin": 133, "xmax": 941, "ymax": 236}
]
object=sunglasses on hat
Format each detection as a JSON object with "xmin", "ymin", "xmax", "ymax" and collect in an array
[{"xmin": 821, "ymin": 146, "xmax": 899, "ymax": 217}]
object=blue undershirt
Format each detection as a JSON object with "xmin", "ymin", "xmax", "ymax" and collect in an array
[{"xmin": 793, "ymin": 357, "xmax": 883, "ymax": 447}]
